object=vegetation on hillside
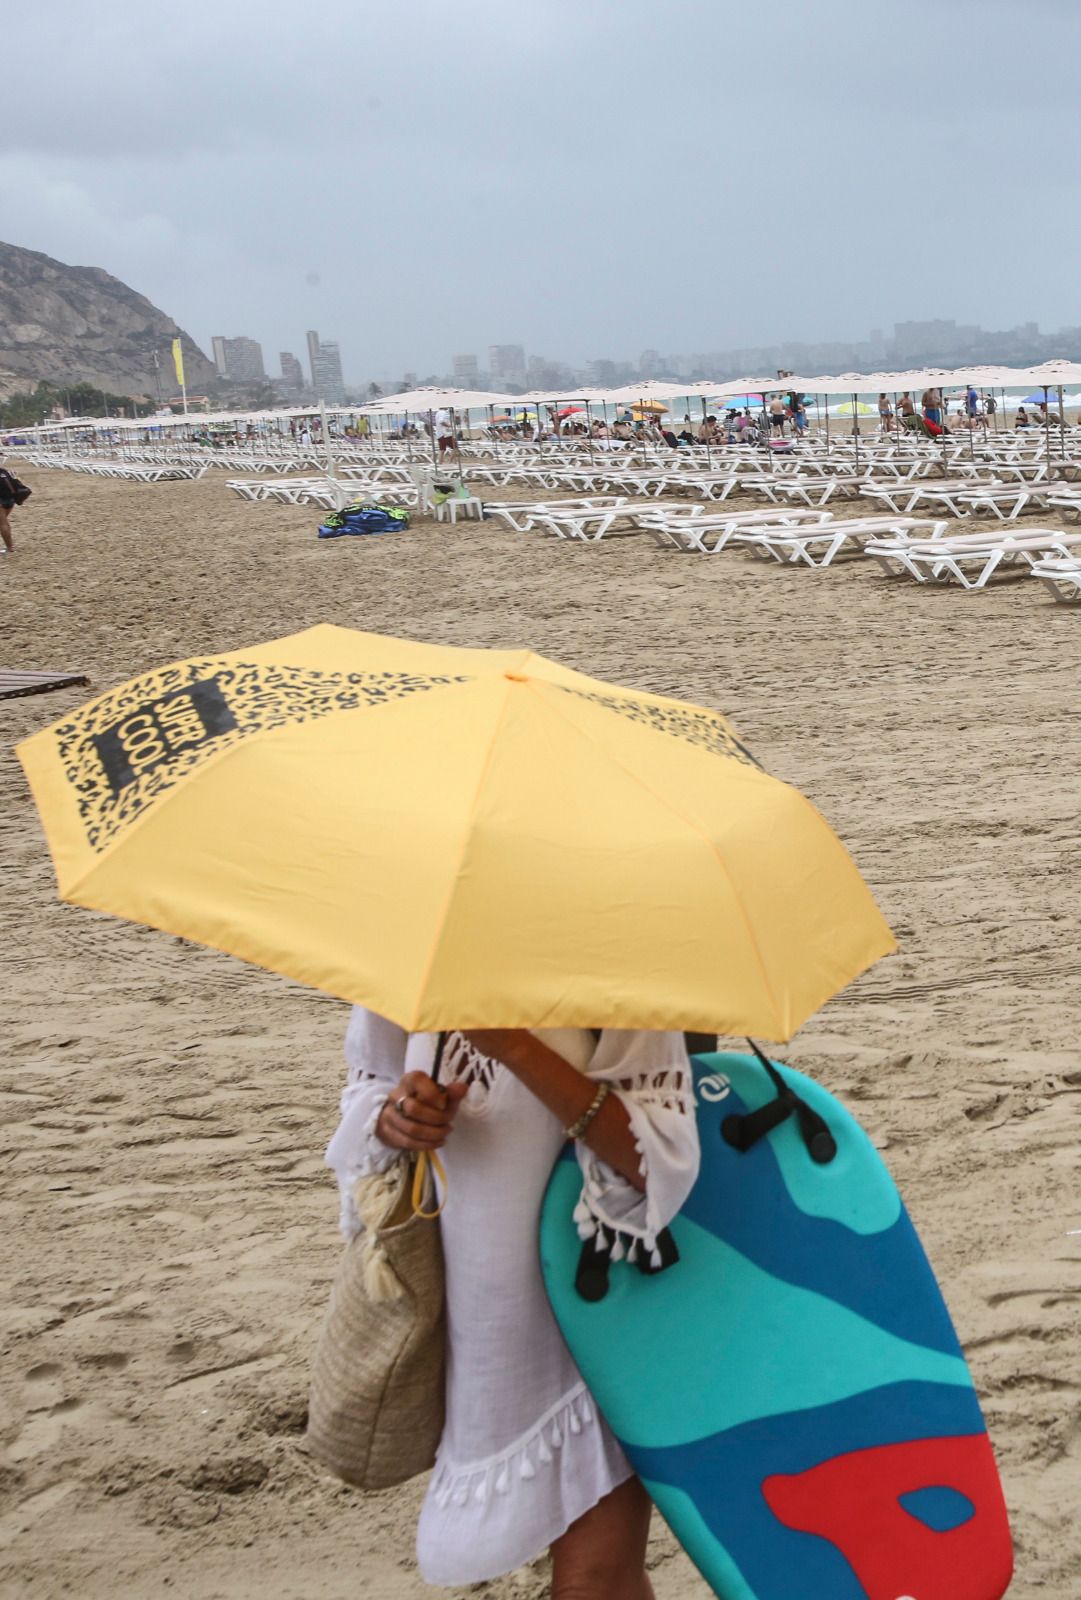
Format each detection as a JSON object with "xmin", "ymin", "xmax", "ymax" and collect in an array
[{"xmin": 0, "ymin": 380, "xmax": 158, "ymax": 428}]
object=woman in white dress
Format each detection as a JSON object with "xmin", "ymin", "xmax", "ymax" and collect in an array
[{"xmin": 326, "ymin": 1011, "xmax": 701, "ymax": 1597}]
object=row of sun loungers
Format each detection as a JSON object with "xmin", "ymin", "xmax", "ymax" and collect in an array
[
  {"xmin": 484, "ymin": 490, "xmax": 1081, "ymax": 595},
  {"xmin": 7, "ymin": 455, "xmax": 206, "ymax": 481},
  {"xmin": 226, "ymin": 476, "xmax": 420, "ymax": 508}
]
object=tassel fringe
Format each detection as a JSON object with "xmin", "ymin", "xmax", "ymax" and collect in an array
[{"xmin": 428, "ymin": 1389, "xmax": 599, "ymax": 1512}]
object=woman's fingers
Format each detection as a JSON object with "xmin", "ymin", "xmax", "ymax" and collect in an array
[
  {"xmin": 380, "ymin": 1106, "xmax": 449, "ymax": 1150},
  {"xmin": 395, "ymin": 1095, "xmax": 453, "ymax": 1130},
  {"xmin": 378, "ymin": 1071, "xmax": 472, "ymax": 1150}
]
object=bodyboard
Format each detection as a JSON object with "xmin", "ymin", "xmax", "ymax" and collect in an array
[{"xmin": 540, "ymin": 1051, "xmax": 1013, "ymax": 1600}]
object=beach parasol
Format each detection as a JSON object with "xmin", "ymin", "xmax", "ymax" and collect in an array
[
  {"xmin": 557, "ymin": 406, "xmax": 585, "ymax": 419},
  {"xmin": 836, "ymin": 401, "xmax": 876, "ymax": 416},
  {"xmin": 631, "ymin": 400, "xmax": 668, "ymax": 414},
  {"xmin": 17, "ymin": 626, "xmax": 894, "ymax": 1041},
  {"xmin": 722, "ymin": 394, "xmax": 763, "ymax": 408}
]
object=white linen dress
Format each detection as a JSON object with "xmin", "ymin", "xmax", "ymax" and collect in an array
[{"xmin": 325, "ymin": 1009, "xmax": 700, "ymax": 1587}]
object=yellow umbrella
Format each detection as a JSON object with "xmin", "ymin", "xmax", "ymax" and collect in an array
[
  {"xmin": 17, "ymin": 625, "xmax": 894, "ymax": 1040},
  {"xmin": 632, "ymin": 401, "xmax": 668, "ymax": 416}
]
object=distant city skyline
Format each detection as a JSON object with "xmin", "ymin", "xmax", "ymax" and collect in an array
[{"xmin": 206, "ymin": 314, "xmax": 1081, "ymax": 402}]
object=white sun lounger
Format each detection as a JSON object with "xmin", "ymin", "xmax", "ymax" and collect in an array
[
  {"xmin": 1029, "ymin": 557, "xmax": 1081, "ymax": 603},
  {"xmin": 732, "ymin": 516, "xmax": 947, "ymax": 569},
  {"xmin": 636, "ymin": 506, "xmax": 832, "ymax": 553},
  {"xmin": 954, "ymin": 484, "xmax": 1054, "ymax": 521},
  {"xmin": 484, "ymin": 497, "xmax": 631, "ymax": 534},
  {"xmin": 864, "ymin": 527, "xmax": 1081, "ymax": 588}
]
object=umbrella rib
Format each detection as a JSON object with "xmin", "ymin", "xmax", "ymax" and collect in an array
[
  {"xmin": 409, "ymin": 675, "xmax": 518, "ymax": 1026},
  {"xmin": 527, "ymin": 681, "xmax": 787, "ymax": 1035}
]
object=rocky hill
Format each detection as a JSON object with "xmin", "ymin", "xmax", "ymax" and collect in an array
[{"xmin": 0, "ymin": 241, "xmax": 215, "ymax": 400}]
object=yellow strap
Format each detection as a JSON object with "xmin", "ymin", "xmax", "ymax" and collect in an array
[{"xmin": 412, "ymin": 1149, "xmax": 447, "ymax": 1218}]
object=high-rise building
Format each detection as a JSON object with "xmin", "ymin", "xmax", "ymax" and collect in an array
[
  {"xmin": 453, "ymin": 353, "xmax": 479, "ymax": 382},
  {"xmin": 586, "ymin": 359, "xmax": 618, "ymax": 387},
  {"xmin": 280, "ymin": 352, "xmax": 305, "ymax": 394},
  {"xmin": 488, "ymin": 344, "xmax": 526, "ymax": 386},
  {"xmin": 314, "ymin": 341, "xmax": 345, "ymax": 401},
  {"xmin": 211, "ymin": 336, "xmax": 266, "ymax": 383},
  {"xmin": 306, "ymin": 330, "xmax": 346, "ymax": 401},
  {"xmin": 306, "ymin": 330, "xmax": 321, "ymax": 387},
  {"xmin": 639, "ymin": 348, "xmax": 662, "ymax": 378}
]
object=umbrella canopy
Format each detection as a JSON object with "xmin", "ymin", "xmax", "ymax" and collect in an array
[
  {"xmin": 18, "ymin": 626, "xmax": 894, "ymax": 1041},
  {"xmin": 721, "ymin": 394, "xmax": 764, "ymax": 408},
  {"xmin": 835, "ymin": 401, "xmax": 877, "ymax": 416},
  {"xmin": 1021, "ymin": 394, "xmax": 1053, "ymax": 407},
  {"xmin": 557, "ymin": 406, "xmax": 586, "ymax": 419}
]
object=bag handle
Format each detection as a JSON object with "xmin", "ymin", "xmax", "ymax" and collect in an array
[{"xmin": 411, "ymin": 1031, "xmax": 448, "ymax": 1219}]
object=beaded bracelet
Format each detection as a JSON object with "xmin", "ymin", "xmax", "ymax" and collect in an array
[{"xmin": 565, "ymin": 1081, "xmax": 612, "ymax": 1141}]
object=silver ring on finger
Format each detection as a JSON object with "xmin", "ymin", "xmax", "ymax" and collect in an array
[{"xmin": 395, "ymin": 1096, "xmax": 408, "ymax": 1116}]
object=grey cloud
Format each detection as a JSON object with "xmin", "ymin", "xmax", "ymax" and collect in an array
[{"xmin": 3, "ymin": 0, "xmax": 1079, "ymax": 380}]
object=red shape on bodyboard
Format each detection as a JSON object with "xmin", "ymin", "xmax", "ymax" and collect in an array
[{"xmin": 762, "ymin": 1433, "xmax": 1013, "ymax": 1600}]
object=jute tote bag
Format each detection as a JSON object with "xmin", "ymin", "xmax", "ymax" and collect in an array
[{"xmin": 308, "ymin": 1038, "xmax": 447, "ymax": 1490}]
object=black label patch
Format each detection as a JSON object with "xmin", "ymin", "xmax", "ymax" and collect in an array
[
  {"xmin": 90, "ymin": 677, "xmax": 238, "ymax": 795},
  {"xmin": 54, "ymin": 658, "xmax": 472, "ymax": 853}
]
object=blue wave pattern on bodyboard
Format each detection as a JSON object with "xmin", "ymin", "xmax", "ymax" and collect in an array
[{"xmin": 683, "ymin": 1056, "xmax": 963, "ymax": 1356}]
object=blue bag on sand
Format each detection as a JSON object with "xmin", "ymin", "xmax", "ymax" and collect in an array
[{"xmin": 317, "ymin": 502, "xmax": 410, "ymax": 539}]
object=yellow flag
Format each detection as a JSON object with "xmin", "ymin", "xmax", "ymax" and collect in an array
[{"xmin": 171, "ymin": 337, "xmax": 185, "ymax": 387}]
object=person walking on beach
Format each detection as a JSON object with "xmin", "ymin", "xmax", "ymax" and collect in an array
[
  {"xmin": 878, "ymin": 393, "xmax": 894, "ymax": 433},
  {"xmin": 326, "ymin": 1018, "xmax": 699, "ymax": 1596},
  {"xmin": 769, "ymin": 394, "xmax": 787, "ymax": 436},
  {"xmin": 0, "ymin": 467, "xmax": 23, "ymax": 554}
]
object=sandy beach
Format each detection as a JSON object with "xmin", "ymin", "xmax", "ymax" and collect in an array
[{"xmin": 2, "ymin": 467, "xmax": 1080, "ymax": 1598}]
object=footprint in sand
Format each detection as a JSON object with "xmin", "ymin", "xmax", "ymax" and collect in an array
[{"xmin": 8, "ymin": 1397, "xmax": 85, "ymax": 1462}]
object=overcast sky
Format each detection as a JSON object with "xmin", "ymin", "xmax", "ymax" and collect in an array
[{"xmin": 4, "ymin": 1, "xmax": 1078, "ymax": 382}]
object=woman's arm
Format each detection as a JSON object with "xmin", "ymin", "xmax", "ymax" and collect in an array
[{"xmin": 461, "ymin": 1029, "xmax": 646, "ymax": 1192}]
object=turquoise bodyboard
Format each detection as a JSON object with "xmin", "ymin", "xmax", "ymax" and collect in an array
[{"xmin": 540, "ymin": 1051, "xmax": 1013, "ymax": 1600}]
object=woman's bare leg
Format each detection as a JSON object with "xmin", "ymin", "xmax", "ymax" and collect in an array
[
  {"xmin": 0, "ymin": 509, "xmax": 12, "ymax": 552},
  {"xmin": 550, "ymin": 1475, "xmax": 655, "ymax": 1600}
]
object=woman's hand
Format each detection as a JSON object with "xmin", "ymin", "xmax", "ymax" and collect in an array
[{"xmin": 376, "ymin": 1072, "xmax": 469, "ymax": 1153}]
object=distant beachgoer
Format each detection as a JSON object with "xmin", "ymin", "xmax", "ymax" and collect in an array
[
  {"xmin": 922, "ymin": 388, "xmax": 943, "ymax": 427},
  {"xmin": 878, "ymin": 394, "xmax": 894, "ymax": 432},
  {"xmin": 300, "ymin": 423, "xmax": 313, "ymax": 448},
  {"xmin": 769, "ymin": 395, "xmax": 786, "ymax": 435},
  {"xmin": 1015, "ymin": 406, "xmax": 1030, "ymax": 429},
  {"xmin": 898, "ymin": 391, "xmax": 915, "ymax": 417},
  {"xmin": 984, "ymin": 394, "xmax": 997, "ymax": 420},
  {"xmin": 965, "ymin": 384, "xmax": 979, "ymax": 421},
  {"xmin": 0, "ymin": 466, "xmax": 24, "ymax": 554},
  {"xmin": 435, "ymin": 409, "xmax": 456, "ymax": 461}
]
